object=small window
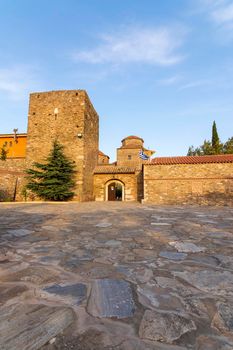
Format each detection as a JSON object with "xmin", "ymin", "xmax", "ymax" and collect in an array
[
  {"xmin": 128, "ymin": 155, "xmax": 132, "ymax": 160},
  {"xmin": 9, "ymin": 141, "xmax": 12, "ymax": 147}
]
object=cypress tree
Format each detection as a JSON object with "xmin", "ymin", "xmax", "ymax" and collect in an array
[
  {"xmin": 26, "ymin": 140, "xmax": 75, "ymax": 201},
  {"xmin": 211, "ymin": 121, "xmax": 221, "ymax": 154}
]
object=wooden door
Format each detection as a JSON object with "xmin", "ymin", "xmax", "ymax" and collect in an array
[{"xmin": 108, "ymin": 183, "xmax": 116, "ymax": 201}]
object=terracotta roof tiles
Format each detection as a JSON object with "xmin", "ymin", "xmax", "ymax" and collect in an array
[{"xmin": 148, "ymin": 154, "xmax": 233, "ymax": 165}]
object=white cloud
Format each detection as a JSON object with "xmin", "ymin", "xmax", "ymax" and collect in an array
[
  {"xmin": 178, "ymin": 79, "xmax": 212, "ymax": 91},
  {"xmin": 159, "ymin": 75, "xmax": 182, "ymax": 86},
  {"xmin": 0, "ymin": 65, "xmax": 40, "ymax": 100},
  {"xmin": 212, "ymin": 3, "xmax": 233, "ymax": 23},
  {"xmin": 72, "ymin": 26, "xmax": 186, "ymax": 66},
  {"xmin": 199, "ymin": 0, "xmax": 233, "ymax": 26}
]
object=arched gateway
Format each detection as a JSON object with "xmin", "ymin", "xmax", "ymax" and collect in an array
[
  {"xmin": 105, "ymin": 180, "xmax": 125, "ymax": 201},
  {"xmin": 93, "ymin": 135, "xmax": 154, "ymax": 202}
]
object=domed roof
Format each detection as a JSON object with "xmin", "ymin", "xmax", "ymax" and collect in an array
[{"xmin": 121, "ymin": 135, "xmax": 144, "ymax": 143}]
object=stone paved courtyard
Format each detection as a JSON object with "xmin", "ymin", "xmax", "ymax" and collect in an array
[{"xmin": 0, "ymin": 202, "xmax": 233, "ymax": 350}]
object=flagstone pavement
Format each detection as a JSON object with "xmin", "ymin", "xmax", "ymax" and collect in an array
[{"xmin": 0, "ymin": 202, "xmax": 233, "ymax": 350}]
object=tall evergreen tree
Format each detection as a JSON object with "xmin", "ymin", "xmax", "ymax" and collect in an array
[
  {"xmin": 26, "ymin": 140, "xmax": 75, "ymax": 201},
  {"xmin": 186, "ymin": 121, "xmax": 230, "ymax": 156},
  {"xmin": 211, "ymin": 121, "xmax": 221, "ymax": 154}
]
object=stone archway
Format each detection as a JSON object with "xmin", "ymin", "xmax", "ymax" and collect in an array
[{"xmin": 105, "ymin": 180, "xmax": 125, "ymax": 201}]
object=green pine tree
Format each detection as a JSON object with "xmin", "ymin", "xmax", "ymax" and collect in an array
[
  {"xmin": 223, "ymin": 137, "xmax": 233, "ymax": 154},
  {"xmin": 187, "ymin": 121, "xmax": 227, "ymax": 156},
  {"xmin": 187, "ymin": 145, "xmax": 201, "ymax": 156},
  {"xmin": 200, "ymin": 140, "xmax": 215, "ymax": 155},
  {"xmin": 26, "ymin": 140, "xmax": 76, "ymax": 201},
  {"xmin": 211, "ymin": 121, "xmax": 222, "ymax": 154}
]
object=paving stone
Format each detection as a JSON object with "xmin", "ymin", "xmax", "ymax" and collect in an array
[
  {"xmin": 137, "ymin": 286, "xmax": 160, "ymax": 308},
  {"xmin": 104, "ymin": 240, "xmax": 122, "ymax": 247},
  {"xmin": 96, "ymin": 223, "xmax": 112, "ymax": 228},
  {"xmin": 187, "ymin": 255, "xmax": 220, "ymax": 267},
  {"xmin": 169, "ymin": 241, "xmax": 206, "ymax": 253},
  {"xmin": 173, "ymin": 270, "xmax": 233, "ymax": 296},
  {"xmin": 87, "ymin": 279, "xmax": 135, "ymax": 318},
  {"xmin": 214, "ymin": 254, "xmax": 233, "ymax": 270},
  {"xmin": 0, "ymin": 303, "xmax": 75, "ymax": 350},
  {"xmin": 1, "ymin": 203, "xmax": 233, "ymax": 349},
  {"xmin": 151, "ymin": 223, "xmax": 172, "ymax": 226},
  {"xmin": 0, "ymin": 284, "xmax": 28, "ymax": 305},
  {"xmin": 41, "ymin": 225, "xmax": 58, "ymax": 231},
  {"xmin": 159, "ymin": 251, "xmax": 187, "ymax": 261},
  {"xmin": 155, "ymin": 276, "xmax": 201, "ymax": 299},
  {"xmin": 139, "ymin": 309, "xmax": 196, "ymax": 343},
  {"xmin": 196, "ymin": 335, "xmax": 233, "ymax": 350},
  {"xmin": 1, "ymin": 266, "xmax": 59, "ymax": 284},
  {"xmin": 118, "ymin": 338, "xmax": 188, "ymax": 350},
  {"xmin": 181, "ymin": 297, "xmax": 209, "ymax": 318},
  {"xmin": 116, "ymin": 265, "xmax": 153, "ymax": 284},
  {"xmin": 5, "ymin": 229, "xmax": 34, "ymax": 238},
  {"xmin": 62, "ymin": 253, "xmax": 93, "ymax": 270},
  {"xmin": 212, "ymin": 302, "xmax": 233, "ymax": 333},
  {"xmin": 44, "ymin": 283, "xmax": 87, "ymax": 304}
]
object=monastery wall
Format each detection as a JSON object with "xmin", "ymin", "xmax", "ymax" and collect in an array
[
  {"xmin": 0, "ymin": 158, "xmax": 26, "ymax": 201},
  {"xmin": 143, "ymin": 162, "xmax": 233, "ymax": 205}
]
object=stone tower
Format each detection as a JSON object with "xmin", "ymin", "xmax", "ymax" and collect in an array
[
  {"xmin": 117, "ymin": 136, "xmax": 155, "ymax": 167},
  {"xmin": 26, "ymin": 90, "xmax": 99, "ymax": 201}
]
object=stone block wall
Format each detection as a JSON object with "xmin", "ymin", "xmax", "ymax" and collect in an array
[
  {"xmin": 117, "ymin": 148, "xmax": 145, "ymax": 167},
  {"xmin": 143, "ymin": 163, "xmax": 233, "ymax": 205},
  {"xmin": 0, "ymin": 158, "xmax": 26, "ymax": 201},
  {"xmin": 26, "ymin": 90, "xmax": 99, "ymax": 201},
  {"xmin": 83, "ymin": 95, "xmax": 99, "ymax": 201},
  {"xmin": 93, "ymin": 173, "xmax": 139, "ymax": 201},
  {"xmin": 98, "ymin": 153, "xmax": 109, "ymax": 165}
]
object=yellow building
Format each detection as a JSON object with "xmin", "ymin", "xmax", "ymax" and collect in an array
[{"xmin": 0, "ymin": 133, "xmax": 27, "ymax": 158}]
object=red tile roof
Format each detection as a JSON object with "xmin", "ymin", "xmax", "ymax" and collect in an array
[
  {"xmin": 94, "ymin": 165, "xmax": 136, "ymax": 174},
  {"xmin": 148, "ymin": 154, "xmax": 233, "ymax": 165}
]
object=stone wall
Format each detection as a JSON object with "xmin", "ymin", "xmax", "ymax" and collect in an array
[
  {"xmin": 98, "ymin": 153, "xmax": 109, "ymax": 165},
  {"xmin": 83, "ymin": 94, "xmax": 99, "ymax": 201},
  {"xmin": 117, "ymin": 148, "xmax": 145, "ymax": 168},
  {"xmin": 143, "ymin": 163, "xmax": 233, "ymax": 205},
  {"xmin": 26, "ymin": 90, "xmax": 99, "ymax": 201},
  {"xmin": 0, "ymin": 158, "xmax": 26, "ymax": 201},
  {"xmin": 93, "ymin": 173, "xmax": 141, "ymax": 201}
]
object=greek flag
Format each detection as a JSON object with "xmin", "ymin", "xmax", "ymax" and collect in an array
[{"xmin": 139, "ymin": 150, "xmax": 149, "ymax": 160}]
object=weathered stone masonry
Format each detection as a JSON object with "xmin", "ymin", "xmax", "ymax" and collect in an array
[
  {"xmin": 0, "ymin": 158, "xmax": 26, "ymax": 201},
  {"xmin": 143, "ymin": 158, "xmax": 233, "ymax": 206},
  {"xmin": 0, "ymin": 90, "xmax": 233, "ymax": 205},
  {"xmin": 26, "ymin": 90, "xmax": 99, "ymax": 201}
]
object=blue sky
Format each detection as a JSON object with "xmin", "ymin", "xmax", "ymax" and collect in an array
[{"xmin": 0, "ymin": 0, "xmax": 233, "ymax": 160}]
